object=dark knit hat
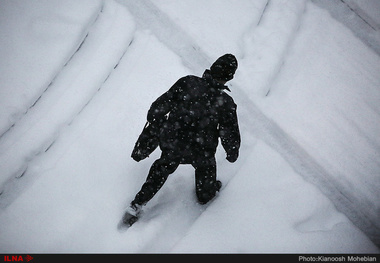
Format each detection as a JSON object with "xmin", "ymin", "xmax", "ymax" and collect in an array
[{"xmin": 210, "ymin": 54, "xmax": 238, "ymax": 81}]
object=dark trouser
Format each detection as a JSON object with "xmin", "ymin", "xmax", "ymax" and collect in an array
[{"xmin": 132, "ymin": 152, "xmax": 219, "ymax": 206}]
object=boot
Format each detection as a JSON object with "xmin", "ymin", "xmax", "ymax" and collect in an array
[{"xmin": 122, "ymin": 202, "xmax": 142, "ymax": 226}]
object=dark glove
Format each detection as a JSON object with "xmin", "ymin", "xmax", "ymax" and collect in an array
[
  {"xmin": 131, "ymin": 148, "xmax": 144, "ymax": 162},
  {"xmin": 226, "ymin": 151, "xmax": 238, "ymax": 163},
  {"xmin": 131, "ymin": 122, "xmax": 160, "ymax": 162}
]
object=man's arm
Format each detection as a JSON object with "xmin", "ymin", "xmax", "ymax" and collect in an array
[{"xmin": 219, "ymin": 96, "xmax": 241, "ymax": 163}]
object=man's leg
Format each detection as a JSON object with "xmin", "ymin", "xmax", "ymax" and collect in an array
[
  {"xmin": 192, "ymin": 156, "xmax": 221, "ymax": 204},
  {"xmin": 132, "ymin": 153, "xmax": 180, "ymax": 206}
]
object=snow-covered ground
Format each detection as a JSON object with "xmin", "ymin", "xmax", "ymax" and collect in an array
[{"xmin": 0, "ymin": 0, "xmax": 379, "ymax": 253}]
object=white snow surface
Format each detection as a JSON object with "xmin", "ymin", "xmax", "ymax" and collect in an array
[{"xmin": 0, "ymin": 0, "xmax": 379, "ymax": 253}]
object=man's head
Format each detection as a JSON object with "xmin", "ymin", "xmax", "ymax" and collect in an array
[{"xmin": 210, "ymin": 54, "xmax": 238, "ymax": 83}]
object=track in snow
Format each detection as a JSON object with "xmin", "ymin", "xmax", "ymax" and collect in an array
[{"xmin": 312, "ymin": 0, "xmax": 380, "ymax": 56}]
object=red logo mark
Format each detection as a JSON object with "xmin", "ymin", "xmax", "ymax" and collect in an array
[
  {"xmin": 24, "ymin": 255, "xmax": 33, "ymax": 262},
  {"xmin": 3, "ymin": 255, "xmax": 33, "ymax": 262}
]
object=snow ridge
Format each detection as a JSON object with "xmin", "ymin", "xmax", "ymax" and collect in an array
[
  {"xmin": 0, "ymin": 1, "xmax": 135, "ymax": 208},
  {"xmin": 0, "ymin": 0, "xmax": 103, "ymax": 137},
  {"xmin": 312, "ymin": 0, "xmax": 380, "ymax": 56},
  {"xmin": 240, "ymin": 0, "xmax": 306, "ymax": 97}
]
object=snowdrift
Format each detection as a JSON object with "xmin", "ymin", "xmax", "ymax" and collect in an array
[{"xmin": 0, "ymin": 0, "xmax": 379, "ymax": 253}]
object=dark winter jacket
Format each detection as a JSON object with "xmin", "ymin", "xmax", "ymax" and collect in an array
[{"xmin": 147, "ymin": 70, "xmax": 240, "ymax": 163}]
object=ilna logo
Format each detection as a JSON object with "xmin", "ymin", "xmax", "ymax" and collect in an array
[{"xmin": 3, "ymin": 255, "xmax": 33, "ymax": 262}]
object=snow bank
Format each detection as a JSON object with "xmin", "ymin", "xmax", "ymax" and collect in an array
[
  {"xmin": 0, "ymin": 0, "xmax": 102, "ymax": 136},
  {"xmin": 0, "ymin": 0, "xmax": 135, "ymax": 190},
  {"xmin": 240, "ymin": 0, "xmax": 306, "ymax": 97},
  {"xmin": 312, "ymin": 0, "xmax": 380, "ymax": 56},
  {"xmin": 0, "ymin": 0, "xmax": 379, "ymax": 253},
  {"xmin": 345, "ymin": 0, "xmax": 380, "ymax": 29},
  {"xmin": 253, "ymin": 2, "xmax": 380, "ymax": 240}
]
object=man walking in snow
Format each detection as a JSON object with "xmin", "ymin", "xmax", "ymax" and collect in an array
[{"xmin": 122, "ymin": 54, "xmax": 241, "ymax": 226}]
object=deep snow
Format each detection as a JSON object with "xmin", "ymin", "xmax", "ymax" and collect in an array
[{"xmin": 0, "ymin": 0, "xmax": 379, "ymax": 253}]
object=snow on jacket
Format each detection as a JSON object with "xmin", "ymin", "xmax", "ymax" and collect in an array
[{"xmin": 147, "ymin": 69, "xmax": 241, "ymax": 163}]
